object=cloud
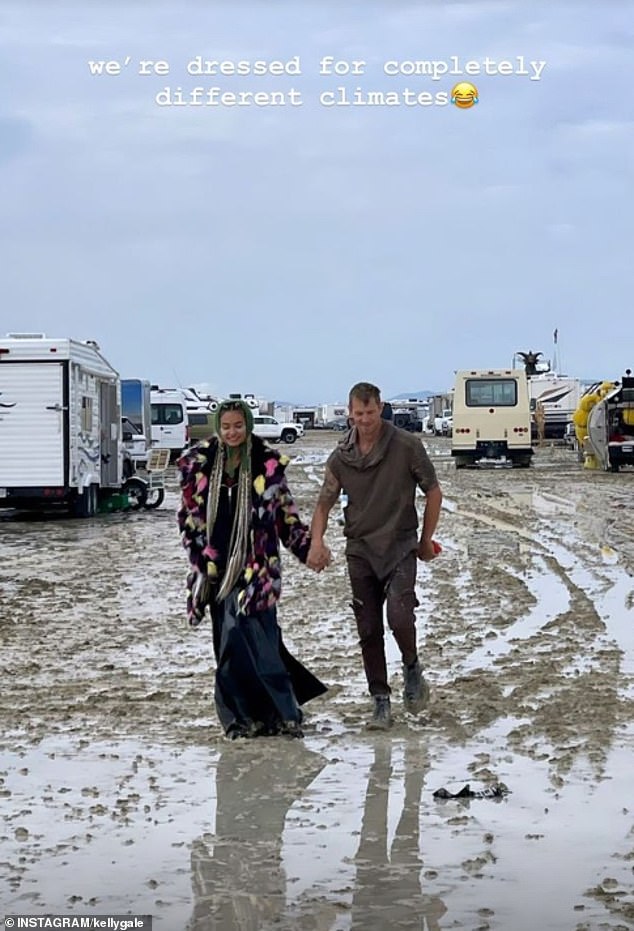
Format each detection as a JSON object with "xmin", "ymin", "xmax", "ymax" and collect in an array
[{"xmin": 0, "ymin": 0, "xmax": 632, "ymax": 399}]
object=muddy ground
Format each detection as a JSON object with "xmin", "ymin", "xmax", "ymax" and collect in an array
[{"xmin": 1, "ymin": 433, "xmax": 633, "ymax": 930}]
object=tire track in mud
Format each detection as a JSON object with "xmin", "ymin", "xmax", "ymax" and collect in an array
[
  {"xmin": 1, "ymin": 451, "xmax": 632, "ymax": 761},
  {"xmin": 423, "ymin": 470, "xmax": 633, "ymax": 787}
]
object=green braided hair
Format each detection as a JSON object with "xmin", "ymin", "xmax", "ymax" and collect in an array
[
  {"xmin": 208, "ymin": 397, "xmax": 255, "ymax": 602},
  {"xmin": 212, "ymin": 398, "xmax": 255, "ymax": 437}
]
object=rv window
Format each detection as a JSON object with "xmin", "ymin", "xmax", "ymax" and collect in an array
[
  {"xmin": 81, "ymin": 396, "xmax": 93, "ymax": 431},
  {"xmin": 466, "ymin": 379, "xmax": 518, "ymax": 407}
]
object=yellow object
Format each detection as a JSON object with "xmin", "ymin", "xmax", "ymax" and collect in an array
[
  {"xmin": 580, "ymin": 394, "xmax": 599, "ymax": 412},
  {"xmin": 573, "ymin": 409, "xmax": 588, "ymax": 427},
  {"xmin": 583, "ymin": 453, "xmax": 599, "ymax": 470},
  {"xmin": 451, "ymin": 82, "xmax": 479, "ymax": 109},
  {"xmin": 623, "ymin": 409, "xmax": 634, "ymax": 427}
]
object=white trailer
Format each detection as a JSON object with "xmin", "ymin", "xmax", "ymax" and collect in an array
[
  {"xmin": 320, "ymin": 402, "xmax": 348, "ymax": 423},
  {"xmin": 528, "ymin": 372, "xmax": 584, "ymax": 440},
  {"xmin": 0, "ymin": 334, "xmax": 122, "ymax": 516},
  {"xmin": 451, "ymin": 368, "xmax": 533, "ymax": 468}
]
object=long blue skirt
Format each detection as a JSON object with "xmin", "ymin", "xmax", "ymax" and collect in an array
[{"xmin": 210, "ymin": 592, "xmax": 327, "ymax": 737}]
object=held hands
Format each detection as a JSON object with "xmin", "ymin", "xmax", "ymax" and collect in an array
[
  {"xmin": 417, "ymin": 539, "xmax": 442, "ymax": 562},
  {"xmin": 306, "ymin": 540, "xmax": 333, "ymax": 573}
]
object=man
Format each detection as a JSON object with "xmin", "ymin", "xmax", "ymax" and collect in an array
[{"xmin": 307, "ymin": 382, "xmax": 442, "ymax": 730}]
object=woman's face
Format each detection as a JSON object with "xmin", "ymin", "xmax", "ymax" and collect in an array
[{"xmin": 219, "ymin": 409, "xmax": 247, "ymax": 447}]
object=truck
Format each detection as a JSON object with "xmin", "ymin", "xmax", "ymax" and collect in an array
[
  {"xmin": 451, "ymin": 368, "xmax": 533, "ymax": 468},
  {"xmin": 252, "ymin": 414, "xmax": 304, "ymax": 444},
  {"xmin": 428, "ymin": 393, "xmax": 454, "ymax": 434},
  {"xmin": 121, "ymin": 378, "xmax": 152, "ymax": 469},
  {"xmin": 433, "ymin": 408, "xmax": 453, "ymax": 436},
  {"xmin": 0, "ymin": 333, "xmax": 124, "ymax": 516}
]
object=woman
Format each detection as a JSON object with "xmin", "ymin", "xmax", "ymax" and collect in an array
[{"xmin": 177, "ymin": 399, "xmax": 328, "ymax": 740}]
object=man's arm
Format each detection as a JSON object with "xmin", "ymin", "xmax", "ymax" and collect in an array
[
  {"xmin": 417, "ymin": 482, "xmax": 443, "ymax": 562},
  {"xmin": 307, "ymin": 466, "xmax": 341, "ymax": 570}
]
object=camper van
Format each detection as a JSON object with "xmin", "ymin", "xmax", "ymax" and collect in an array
[
  {"xmin": 150, "ymin": 386, "xmax": 188, "ymax": 459},
  {"xmin": 0, "ymin": 333, "xmax": 123, "ymax": 515},
  {"xmin": 451, "ymin": 369, "xmax": 533, "ymax": 468}
]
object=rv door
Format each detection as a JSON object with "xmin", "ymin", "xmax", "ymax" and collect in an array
[{"xmin": 0, "ymin": 362, "xmax": 66, "ymax": 487}]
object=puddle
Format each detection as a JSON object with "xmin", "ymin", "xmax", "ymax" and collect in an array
[{"xmin": 3, "ymin": 728, "xmax": 633, "ymax": 931}]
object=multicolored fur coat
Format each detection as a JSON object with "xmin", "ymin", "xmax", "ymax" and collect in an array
[{"xmin": 177, "ymin": 435, "xmax": 311, "ymax": 625}]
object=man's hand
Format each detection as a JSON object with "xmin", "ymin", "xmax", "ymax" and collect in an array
[
  {"xmin": 307, "ymin": 540, "xmax": 333, "ymax": 572},
  {"xmin": 417, "ymin": 539, "xmax": 442, "ymax": 562}
]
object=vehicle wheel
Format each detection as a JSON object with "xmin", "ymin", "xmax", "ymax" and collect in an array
[
  {"xmin": 281, "ymin": 430, "xmax": 296, "ymax": 444},
  {"xmin": 610, "ymin": 461, "xmax": 620, "ymax": 473},
  {"xmin": 144, "ymin": 488, "xmax": 165, "ymax": 509},
  {"xmin": 72, "ymin": 483, "xmax": 97, "ymax": 518},
  {"xmin": 454, "ymin": 456, "xmax": 470, "ymax": 469},
  {"xmin": 122, "ymin": 477, "xmax": 148, "ymax": 510}
]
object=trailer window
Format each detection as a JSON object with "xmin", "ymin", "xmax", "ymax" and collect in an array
[
  {"xmin": 466, "ymin": 379, "xmax": 518, "ymax": 407},
  {"xmin": 81, "ymin": 396, "xmax": 93, "ymax": 431}
]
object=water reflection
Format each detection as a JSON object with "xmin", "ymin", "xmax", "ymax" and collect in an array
[
  {"xmin": 350, "ymin": 742, "xmax": 447, "ymax": 930},
  {"xmin": 187, "ymin": 740, "xmax": 447, "ymax": 930},
  {"xmin": 186, "ymin": 743, "xmax": 326, "ymax": 930}
]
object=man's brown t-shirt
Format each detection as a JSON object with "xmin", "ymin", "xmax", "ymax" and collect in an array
[{"xmin": 327, "ymin": 420, "xmax": 439, "ymax": 577}]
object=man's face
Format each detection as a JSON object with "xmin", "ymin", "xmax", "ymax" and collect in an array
[{"xmin": 349, "ymin": 397, "xmax": 383, "ymax": 435}]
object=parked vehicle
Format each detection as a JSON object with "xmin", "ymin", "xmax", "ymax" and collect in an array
[
  {"xmin": 585, "ymin": 371, "xmax": 634, "ymax": 472},
  {"xmin": 323, "ymin": 417, "xmax": 350, "ymax": 431},
  {"xmin": 150, "ymin": 386, "xmax": 189, "ymax": 459},
  {"xmin": 393, "ymin": 408, "xmax": 421, "ymax": 432},
  {"xmin": 451, "ymin": 368, "xmax": 533, "ymax": 468},
  {"xmin": 121, "ymin": 378, "xmax": 153, "ymax": 469},
  {"xmin": 0, "ymin": 333, "xmax": 124, "ymax": 516},
  {"xmin": 188, "ymin": 409, "xmax": 216, "ymax": 441},
  {"xmin": 528, "ymin": 372, "xmax": 584, "ymax": 440},
  {"xmin": 434, "ymin": 409, "xmax": 453, "ymax": 436},
  {"xmin": 252, "ymin": 415, "xmax": 304, "ymax": 444}
]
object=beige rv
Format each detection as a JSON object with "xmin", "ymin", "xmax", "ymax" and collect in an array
[{"xmin": 451, "ymin": 369, "xmax": 533, "ymax": 468}]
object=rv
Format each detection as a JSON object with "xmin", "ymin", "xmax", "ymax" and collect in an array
[
  {"xmin": 451, "ymin": 368, "xmax": 533, "ymax": 468},
  {"xmin": 0, "ymin": 333, "xmax": 123, "ymax": 515},
  {"xmin": 150, "ymin": 386, "xmax": 189, "ymax": 459},
  {"xmin": 528, "ymin": 372, "xmax": 584, "ymax": 440}
]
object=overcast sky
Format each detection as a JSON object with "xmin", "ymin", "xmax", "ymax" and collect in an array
[{"xmin": 1, "ymin": 1, "xmax": 632, "ymax": 403}]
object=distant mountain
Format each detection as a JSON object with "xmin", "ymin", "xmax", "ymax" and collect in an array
[{"xmin": 389, "ymin": 390, "xmax": 436, "ymax": 400}]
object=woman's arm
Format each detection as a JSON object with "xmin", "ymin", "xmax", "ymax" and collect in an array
[{"xmin": 275, "ymin": 472, "xmax": 312, "ymax": 562}]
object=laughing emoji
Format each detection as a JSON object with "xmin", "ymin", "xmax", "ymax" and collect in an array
[{"xmin": 451, "ymin": 82, "xmax": 479, "ymax": 109}]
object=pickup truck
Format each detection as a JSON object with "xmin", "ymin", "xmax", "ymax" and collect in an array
[
  {"xmin": 252, "ymin": 415, "xmax": 304, "ymax": 444},
  {"xmin": 434, "ymin": 409, "xmax": 453, "ymax": 436}
]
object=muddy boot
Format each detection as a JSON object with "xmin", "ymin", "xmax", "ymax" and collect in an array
[
  {"xmin": 403, "ymin": 658, "xmax": 430, "ymax": 712},
  {"xmin": 367, "ymin": 695, "xmax": 392, "ymax": 731},
  {"xmin": 279, "ymin": 720, "xmax": 304, "ymax": 739}
]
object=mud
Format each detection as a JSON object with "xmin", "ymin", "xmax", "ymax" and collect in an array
[{"xmin": 1, "ymin": 434, "xmax": 633, "ymax": 929}]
